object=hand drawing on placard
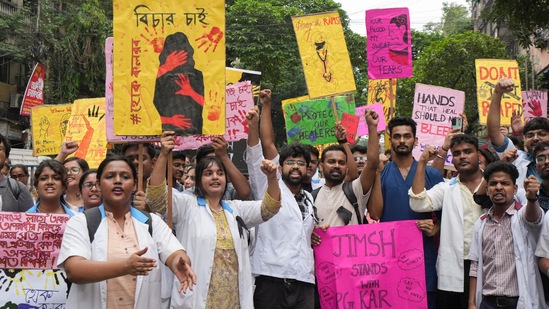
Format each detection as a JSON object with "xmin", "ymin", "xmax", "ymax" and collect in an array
[
  {"xmin": 388, "ymin": 14, "xmax": 409, "ymax": 65},
  {"xmin": 39, "ymin": 116, "xmax": 49, "ymax": 139},
  {"xmin": 312, "ymin": 31, "xmax": 333, "ymax": 83},
  {"xmin": 153, "ymin": 32, "xmax": 205, "ymax": 135}
]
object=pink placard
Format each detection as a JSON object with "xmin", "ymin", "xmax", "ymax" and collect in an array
[
  {"xmin": 0, "ymin": 212, "xmax": 69, "ymax": 269},
  {"xmin": 366, "ymin": 8, "xmax": 413, "ymax": 79},
  {"xmin": 314, "ymin": 221, "xmax": 427, "ymax": 309},
  {"xmin": 356, "ymin": 103, "xmax": 387, "ymax": 136},
  {"xmin": 522, "ymin": 90, "xmax": 548, "ymax": 120},
  {"xmin": 341, "ymin": 113, "xmax": 359, "ymax": 144},
  {"xmin": 412, "ymin": 83, "xmax": 465, "ymax": 164},
  {"xmin": 174, "ymin": 81, "xmax": 253, "ymax": 150}
]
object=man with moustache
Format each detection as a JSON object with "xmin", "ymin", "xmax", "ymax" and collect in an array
[
  {"xmin": 487, "ymin": 78, "xmax": 549, "ymax": 202},
  {"xmin": 469, "ymin": 161, "xmax": 545, "ymax": 309},
  {"xmin": 313, "ymin": 109, "xmax": 380, "ymax": 227},
  {"xmin": 245, "ymin": 92, "xmax": 317, "ymax": 308},
  {"xmin": 410, "ymin": 134, "xmax": 484, "ymax": 309},
  {"xmin": 368, "ymin": 116, "xmax": 444, "ymax": 309}
]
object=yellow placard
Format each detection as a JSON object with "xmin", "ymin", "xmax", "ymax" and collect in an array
[
  {"xmin": 475, "ymin": 59, "xmax": 522, "ymax": 125},
  {"xmin": 367, "ymin": 79, "xmax": 397, "ymax": 124},
  {"xmin": 64, "ymin": 98, "xmax": 108, "ymax": 168},
  {"xmin": 292, "ymin": 12, "xmax": 356, "ymax": 99},
  {"xmin": 31, "ymin": 104, "xmax": 72, "ymax": 156},
  {"xmin": 113, "ymin": 0, "xmax": 226, "ymax": 136}
]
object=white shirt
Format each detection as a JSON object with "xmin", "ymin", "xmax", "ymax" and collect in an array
[
  {"xmin": 169, "ymin": 193, "xmax": 267, "ymax": 309},
  {"xmin": 246, "ymin": 143, "xmax": 316, "ymax": 284},
  {"xmin": 409, "ymin": 177, "xmax": 484, "ymax": 292},
  {"xmin": 57, "ymin": 206, "xmax": 184, "ymax": 309}
]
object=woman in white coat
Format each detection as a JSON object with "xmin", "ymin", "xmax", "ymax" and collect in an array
[
  {"xmin": 58, "ymin": 155, "xmax": 196, "ymax": 309},
  {"xmin": 147, "ymin": 131, "xmax": 282, "ymax": 309}
]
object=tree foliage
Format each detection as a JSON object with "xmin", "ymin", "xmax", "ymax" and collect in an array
[
  {"xmin": 422, "ymin": 2, "xmax": 472, "ymax": 37},
  {"xmin": 482, "ymin": 0, "xmax": 549, "ymax": 49}
]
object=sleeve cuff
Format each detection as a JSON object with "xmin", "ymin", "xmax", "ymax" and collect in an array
[
  {"xmin": 408, "ymin": 187, "xmax": 427, "ymax": 199},
  {"xmin": 260, "ymin": 191, "xmax": 281, "ymax": 221}
]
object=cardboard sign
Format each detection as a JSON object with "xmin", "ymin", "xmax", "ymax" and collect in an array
[
  {"xmin": 314, "ymin": 221, "xmax": 427, "ymax": 309},
  {"xmin": 475, "ymin": 59, "xmax": 522, "ymax": 125},
  {"xmin": 292, "ymin": 11, "xmax": 356, "ymax": 99},
  {"xmin": 341, "ymin": 113, "xmax": 359, "ymax": 143},
  {"xmin": 367, "ymin": 79, "xmax": 397, "ymax": 124},
  {"xmin": 31, "ymin": 104, "xmax": 72, "ymax": 156},
  {"xmin": 356, "ymin": 103, "xmax": 387, "ymax": 136},
  {"xmin": 283, "ymin": 95, "xmax": 356, "ymax": 145},
  {"xmin": 522, "ymin": 90, "xmax": 548, "ymax": 120},
  {"xmin": 412, "ymin": 83, "xmax": 465, "ymax": 163},
  {"xmin": 366, "ymin": 8, "xmax": 413, "ymax": 79}
]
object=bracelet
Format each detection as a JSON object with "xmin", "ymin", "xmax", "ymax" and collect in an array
[
  {"xmin": 436, "ymin": 154, "xmax": 445, "ymax": 160},
  {"xmin": 440, "ymin": 146, "xmax": 449, "ymax": 152},
  {"xmin": 337, "ymin": 138, "xmax": 348, "ymax": 144}
]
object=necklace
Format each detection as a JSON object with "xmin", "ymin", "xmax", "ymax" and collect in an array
[
  {"xmin": 37, "ymin": 205, "xmax": 63, "ymax": 214},
  {"xmin": 206, "ymin": 198, "xmax": 223, "ymax": 214}
]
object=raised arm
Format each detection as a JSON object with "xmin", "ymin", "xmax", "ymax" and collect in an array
[
  {"xmin": 54, "ymin": 141, "xmax": 78, "ymax": 163},
  {"xmin": 246, "ymin": 106, "xmax": 260, "ymax": 148},
  {"xmin": 367, "ymin": 171, "xmax": 383, "ymax": 220},
  {"xmin": 259, "ymin": 89, "xmax": 278, "ymax": 160},
  {"xmin": 146, "ymin": 131, "xmax": 175, "ymax": 214},
  {"xmin": 359, "ymin": 109, "xmax": 380, "ymax": 194},
  {"xmin": 213, "ymin": 136, "xmax": 251, "ymax": 200},
  {"xmin": 487, "ymin": 78, "xmax": 515, "ymax": 147},
  {"xmin": 524, "ymin": 175, "xmax": 542, "ymax": 222},
  {"xmin": 432, "ymin": 128, "xmax": 460, "ymax": 175},
  {"xmin": 335, "ymin": 122, "xmax": 358, "ymax": 182},
  {"xmin": 412, "ymin": 146, "xmax": 437, "ymax": 195}
]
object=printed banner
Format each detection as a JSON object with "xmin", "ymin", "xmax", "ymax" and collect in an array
[
  {"xmin": 64, "ymin": 98, "xmax": 108, "ymax": 168},
  {"xmin": 292, "ymin": 12, "xmax": 356, "ymax": 99},
  {"xmin": 475, "ymin": 59, "xmax": 522, "ymax": 125},
  {"xmin": 283, "ymin": 95, "xmax": 356, "ymax": 145},
  {"xmin": 366, "ymin": 8, "xmax": 413, "ymax": 79},
  {"xmin": 412, "ymin": 83, "xmax": 465, "ymax": 163},
  {"xmin": 31, "ymin": 104, "xmax": 72, "ymax": 156},
  {"xmin": 113, "ymin": 0, "xmax": 226, "ymax": 136},
  {"xmin": 226, "ymin": 67, "xmax": 261, "ymax": 98},
  {"xmin": 20, "ymin": 63, "xmax": 45, "ymax": 116},
  {"xmin": 314, "ymin": 221, "xmax": 427, "ymax": 309},
  {"xmin": 522, "ymin": 90, "xmax": 548, "ymax": 120},
  {"xmin": 173, "ymin": 81, "xmax": 253, "ymax": 150},
  {"xmin": 0, "ymin": 212, "xmax": 69, "ymax": 308},
  {"xmin": 356, "ymin": 103, "xmax": 387, "ymax": 136}
]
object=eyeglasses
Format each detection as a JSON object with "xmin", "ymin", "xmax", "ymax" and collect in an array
[
  {"xmin": 66, "ymin": 167, "xmax": 82, "ymax": 175},
  {"xmin": 284, "ymin": 160, "xmax": 307, "ymax": 167},
  {"xmin": 525, "ymin": 130, "xmax": 549, "ymax": 139},
  {"xmin": 82, "ymin": 182, "xmax": 97, "ymax": 189},
  {"xmin": 536, "ymin": 155, "xmax": 549, "ymax": 164},
  {"xmin": 11, "ymin": 174, "xmax": 27, "ymax": 180},
  {"xmin": 354, "ymin": 156, "xmax": 367, "ymax": 162}
]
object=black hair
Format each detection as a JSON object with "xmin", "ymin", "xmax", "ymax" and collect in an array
[
  {"xmin": 0, "ymin": 133, "xmax": 11, "ymax": 157},
  {"xmin": 387, "ymin": 116, "xmax": 417, "ymax": 137},
  {"xmin": 172, "ymin": 151, "xmax": 187, "ymax": 161},
  {"xmin": 320, "ymin": 144, "xmax": 347, "ymax": 163},
  {"xmin": 532, "ymin": 141, "xmax": 549, "ymax": 159},
  {"xmin": 79, "ymin": 169, "xmax": 98, "ymax": 193},
  {"xmin": 10, "ymin": 164, "xmax": 29, "ymax": 176},
  {"xmin": 97, "ymin": 155, "xmax": 137, "ymax": 182},
  {"xmin": 64, "ymin": 157, "xmax": 90, "ymax": 172},
  {"xmin": 389, "ymin": 14, "xmax": 409, "ymax": 43},
  {"xmin": 351, "ymin": 145, "xmax": 368, "ymax": 155},
  {"xmin": 523, "ymin": 117, "xmax": 549, "ymax": 135},
  {"xmin": 304, "ymin": 144, "xmax": 320, "ymax": 160},
  {"xmin": 478, "ymin": 148, "xmax": 499, "ymax": 166},
  {"xmin": 196, "ymin": 144, "xmax": 215, "ymax": 163},
  {"xmin": 34, "ymin": 160, "xmax": 68, "ymax": 191},
  {"xmin": 450, "ymin": 134, "xmax": 479, "ymax": 151},
  {"xmin": 483, "ymin": 161, "xmax": 519, "ymax": 184},
  {"xmin": 122, "ymin": 143, "xmax": 156, "ymax": 161},
  {"xmin": 506, "ymin": 134, "xmax": 524, "ymax": 151},
  {"xmin": 279, "ymin": 143, "xmax": 311, "ymax": 166},
  {"xmin": 193, "ymin": 156, "xmax": 228, "ymax": 199}
]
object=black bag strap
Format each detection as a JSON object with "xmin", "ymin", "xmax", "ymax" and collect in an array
[
  {"xmin": 6, "ymin": 177, "xmax": 21, "ymax": 200},
  {"xmin": 311, "ymin": 183, "xmax": 365, "ymax": 224},
  {"xmin": 84, "ymin": 207, "xmax": 152, "ymax": 243}
]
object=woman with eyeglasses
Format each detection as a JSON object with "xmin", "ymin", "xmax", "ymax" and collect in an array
[
  {"xmin": 63, "ymin": 157, "xmax": 89, "ymax": 211},
  {"xmin": 10, "ymin": 164, "xmax": 39, "ymax": 202},
  {"xmin": 78, "ymin": 169, "xmax": 102, "ymax": 211},
  {"xmin": 147, "ymin": 132, "xmax": 281, "ymax": 308},
  {"xmin": 26, "ymin": 160, "xmax": 75, "ymax": 216}
]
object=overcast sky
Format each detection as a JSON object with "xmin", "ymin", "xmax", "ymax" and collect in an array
[{"xmin": 336, "ymin": 0, "xmax": 470, "ymax": 35}]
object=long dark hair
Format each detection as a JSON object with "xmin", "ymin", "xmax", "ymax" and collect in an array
[{"xmin": 193, "ymin": 156, "xmax": 228, "ymax": 199}]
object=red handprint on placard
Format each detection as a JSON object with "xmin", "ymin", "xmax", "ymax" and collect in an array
[
  {"xmin": 528, "ymin": 100, "xmax": 542, "ymax": 117},
  {"xmin": 206, "ymin": 90, "xmax": 223, "ymax": 121},
  {"xmin": 195, "ymin": 27, "xmax": 224, "ymax": 53},
  {"xmin": 175, "ymin": 73, "xmax": 204, "ymax": 106},
  {"xmin": 157, "ymin": 50, "xmax": 188, "ymax": 78},
  {"xmin": 161, "ymin": 115, "xmax": 192, "ymax": 130},
  {"xmin": 140, "ymin": 26, "xmax": 165, "ymax": 53},
  {"xmin": 238, "ymin": 109, "xmax": 249, "ymax": 134}
]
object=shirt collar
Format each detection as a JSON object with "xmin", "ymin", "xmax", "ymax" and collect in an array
[
  {"xmin": 197, "ymin": 197, "xmax": 233, "ymax": 213},
  {"xmin": 98, "ymin": 204, "xmax": 148, "ymax": 223}
]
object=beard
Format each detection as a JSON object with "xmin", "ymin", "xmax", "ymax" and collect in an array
[
  {"xmin": 540, "ymin": 170, "xmax": 549, "ymax": 181},
  {"xmin": 393, "ymin": 144, "xmax": 413, "ymax": 156},
  {"xmin": 282, "ymin": 170, "xmax": 306, "ymax": 186},
  {"xmin": 324, "ymin": 167, "xmax": 345, "ymax": 184}
]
